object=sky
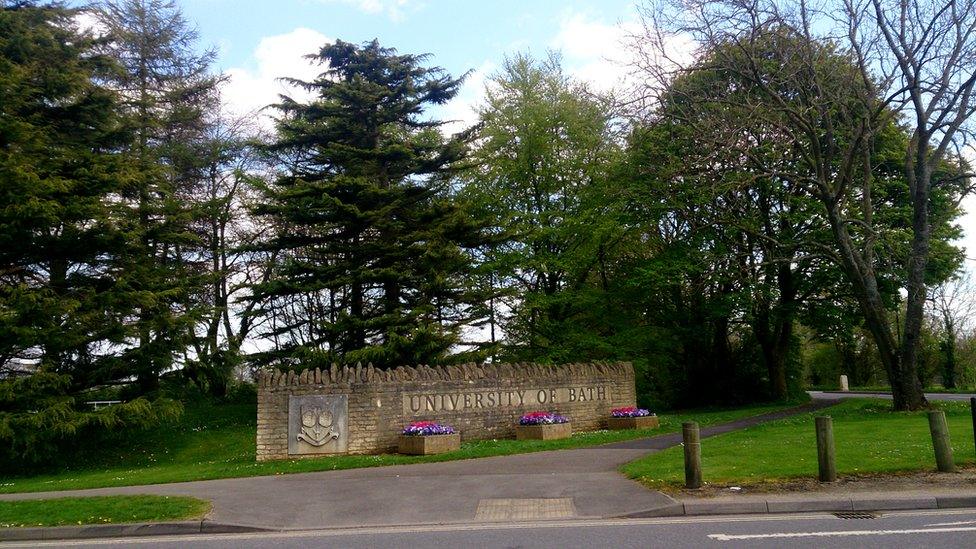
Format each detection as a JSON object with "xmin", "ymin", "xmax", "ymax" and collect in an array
[
  {"xmin": 132, "ymin": 0, "xmax": 976, "ymax": 269},
  {"xmin": 179, "ymin": 0, "xmax": 644, "ymax": 128}
]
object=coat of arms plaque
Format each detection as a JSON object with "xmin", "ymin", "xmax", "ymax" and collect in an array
[{"xmin": 287, "ymin": 394, "xmax": 348, "ymax": 455}]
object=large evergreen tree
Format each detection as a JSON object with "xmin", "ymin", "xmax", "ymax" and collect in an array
[
  {"xmin": 94, "ymin": 0, "xmax": 221, "ymax": 392},
  {"xmin": 0, "ymin": 0, "xmax": 127, "ymax": 383},
  {"xmin": 0, "ymin": 1, "xmax": 180, "ymax": 472},
  {"xmin": 252, "ymin": 39, "xmax": 488, "ymax": 368}
]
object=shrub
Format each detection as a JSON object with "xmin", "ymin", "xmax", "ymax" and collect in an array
[{"xmin": 0, "ymin": 373, "xmax": 182, "ymax": 473}]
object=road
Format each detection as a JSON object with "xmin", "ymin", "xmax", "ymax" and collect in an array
[
  {"xmin": 809, "ymin": 391, "xmax": 976, "ymax": 402},
  {"xmin": 7, "ymin": 509, "xmax": 976, "ymax": 549}
]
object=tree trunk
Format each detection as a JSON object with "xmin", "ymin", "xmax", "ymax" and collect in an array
[
  {"xmin": 822, "ymin": 197, "xmax": 927, "ymax": 410},
  {"xmin": 941, "ymin": 329, "xmax": 957, "ymax": 389}
]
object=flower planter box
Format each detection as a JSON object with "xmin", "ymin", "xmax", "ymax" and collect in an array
[
  {"xmin": 516, "ymin": 422, "xmax": 572, "ymax": 440},
  {"xmin": 607, "ymin": 415, "xmax": 659, "ymax": 430},
  {"xmin": 398, "ymin": 433, "xmax": 461, "ymax": 455}
]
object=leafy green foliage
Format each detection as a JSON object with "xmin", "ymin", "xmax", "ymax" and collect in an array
[
  {"xmin": 94, "ymin": 0, "xmax": 223, "ymax": 393},
  {"xmin": 462, "ymin": 53, "xmax": 629, "ymax": 362},
  {"xmin": 0, "ymin": 2, "xmax": 130, "ymax": 382},
  {"xmin": 0, "ymin": 372, "xmax": 182, "ymax": 472}
]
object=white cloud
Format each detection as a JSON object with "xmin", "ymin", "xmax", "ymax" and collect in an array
[
  {"xmin": 319, "ymin": 0, "xmax": 413, "ymax": 21},
  {"xmin": 550, "ymin": 12, "xmax": 636, "ymax": 93},
  {"xmin": 221, "ymin": 28, "xmax": 331, "ymax": 124},
  {"xmin": 439, "ymin": 61, "xmax": 495, "ymax": 136},
  {"xmin": 550, "ymin": 11, "xmax": 695, "ymax": 96},
  {"xmin": 72, "ymin": 10, "xmax": 107, "ymax": 37}
]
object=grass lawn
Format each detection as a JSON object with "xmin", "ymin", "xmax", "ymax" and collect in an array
[
  {"xmin": 0, "ymin": 398, "xmax": 798, "ymax": 494},
  {"xmin": 0, "ymin": 495, "xmax": 210, "ymax": 528},
  {"xmin": 622, "ymin": 398, "xmax": 976, "ymax": 489}
]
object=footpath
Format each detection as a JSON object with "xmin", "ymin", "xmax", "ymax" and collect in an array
[{"xmin": 2, "ymin": 397, "xmax": 975, "ymax": 542}]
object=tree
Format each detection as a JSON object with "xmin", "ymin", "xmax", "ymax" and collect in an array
[
  {"xmin": 94, "ymin": 0, "xmax": 222, "ymax": 393},
  {"xmin": 633, "ymin": 0, "xmax": 974, "ymax": 410},
  {"xmin": 929, "ymin": 272, "xmax": 976, "ymax": 388},
  {"xmin": 0, "ymin": 0, "xmax": 126, "ymax": 384},
  {"xmin": 0, "ymin": 1, "xmax": 180, "ymax": 472},
  {"xmin": 184, "ymin": 111, "xmax": 270, "ymax": 396},
  {"xmin": 463, "ymin": 53, "xmax": 625, "ymax": 360},
  {"xmin": 251, "ymin": 39, "xmax": 489, "ymax": 368}
]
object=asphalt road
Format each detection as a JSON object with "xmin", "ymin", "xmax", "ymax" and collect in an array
[
  {"xmin": 809, "ymin": 391, "xmax": 976, "ymax": 402},
  {"xmin": 8, "ymin": 509, "xmax": 976, "ymax": 549}
]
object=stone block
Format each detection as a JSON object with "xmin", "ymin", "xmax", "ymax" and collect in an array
[
  {"xmin": 397, "ymin": 433, "xmax": 461, "ymax": 455},
  {"xmin": 607, "ymin": 416, "xmax": 660, "ymax": 430},
  {"xmin": 516, "ymin": 422, "xmax": 572, "ymax": 440}
]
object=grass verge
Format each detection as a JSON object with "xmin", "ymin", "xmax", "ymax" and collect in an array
[
  {"xmin": 622, "ymin": 398, "xmax": 976, "ymax": 490},
  {"xmin": 0, "ymin": 495, "xmax": 210, "ymax": 528},
  {"xmin": 0, "ymin": 400, "xmax": 799, "ymax": 494}
]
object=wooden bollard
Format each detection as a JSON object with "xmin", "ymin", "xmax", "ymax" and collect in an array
[
  {"xmin": 683, "ymin": 421, "xmax": 702, "ymax": 489},
  {"xmin": 815, "ymin": 416, "xmax": 837, "ymax": 482},
  {"xmin": 970, "ymin": 398, "xmax": 976, "ymax": 458},
  {"xmin": 928, "ymin": 410, "xmax": 956, "ymax": 473}
]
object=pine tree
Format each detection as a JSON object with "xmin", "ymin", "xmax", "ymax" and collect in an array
[
  {"xmin": 0, "ymin": 1, "xmax": 127, "ymax": 384},
  {"xmin": 0, "ymin": 2, "xmax": 182, "ymax": 471},
  {"xmin": 94, "ymin": 0, "xmax": 221, "ymax": 393},
  {"xmin": 252, "ymin": 40, "xmax": 489, "ymax": 368}
]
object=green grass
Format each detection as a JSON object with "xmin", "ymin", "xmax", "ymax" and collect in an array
[
  {"xmin": 0, "ymin": 398, "xmax": 798, "ymax": 494},
  {"xmin": 0, "ymin": 495, "xmax": 210, "ymax": 528},
  {"xmin": 622, "ymin": 398, "xmax": 976, "ymax": 489}
]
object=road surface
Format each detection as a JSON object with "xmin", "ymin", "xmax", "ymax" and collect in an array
[{"xmin": 6, "ymin": 509, "xmax": 976, "ymax": 549}]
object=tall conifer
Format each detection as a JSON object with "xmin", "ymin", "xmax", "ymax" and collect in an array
[
  {"xmin": 253, "ymin": 40, "xmax": 489, "ymax": 367},
  {"xmin": 0, "ymin": 1, "xmax": 127, "ymax": 384},
  {"xmin": 94, "ymin": 0, "xmax": 221, "ymax": 392}
]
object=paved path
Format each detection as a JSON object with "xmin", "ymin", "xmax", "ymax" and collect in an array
[
  {"xmin": 0, "ymin": 402, "xmax": 832, "ymax": 530},
  {"xmin": 809, "ymin": 391, "xmax": 976, "ymax": 402}
]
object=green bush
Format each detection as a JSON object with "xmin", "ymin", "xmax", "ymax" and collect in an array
[{"xmin": 0, "ymin": 373, "xmax": 182, "ymax": 473}]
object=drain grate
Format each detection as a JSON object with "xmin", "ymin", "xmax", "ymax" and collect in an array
[{"xmin": 833, "ymin": 511, "xmax": 879, "ymax": 520}]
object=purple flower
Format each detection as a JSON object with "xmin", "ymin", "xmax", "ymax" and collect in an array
[
  {"xmin": 611, "ymin": 407, "xmax": 654, "ymax": 418},
  {"xmin": 519, "ymin": 411, "xmax": 569, "ymax": 425},
  {"xmin": 402, "ymin": 421, "xmax": 456, "ymax": 436}
]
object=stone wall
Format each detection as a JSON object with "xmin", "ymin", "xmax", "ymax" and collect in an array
[{"xmin": 256, "ymin": 361, "xmax": 636, "ymax": 461}]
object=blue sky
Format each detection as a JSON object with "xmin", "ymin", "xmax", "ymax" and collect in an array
[
  {"xmin": 184, "ymin": 0, "xmax": 637, "ymax": 75},
  {"xmin": 173, "ymin": 0, "xmax": 646, "ymax": 127}
]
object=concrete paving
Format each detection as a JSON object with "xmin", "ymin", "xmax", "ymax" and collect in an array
[{"xmin": 0, "ymin": 403, "xmax": 830, "ymax": 530}]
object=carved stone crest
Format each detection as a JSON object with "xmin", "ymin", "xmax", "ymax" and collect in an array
[{"xmin": 288, "ymin": 395, "xmax": 348, "ymax": 455}]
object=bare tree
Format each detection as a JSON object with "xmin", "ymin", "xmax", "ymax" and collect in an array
[
  {"xmin": 631, "ymin": 0, "xmax": 976, "ymax": 409},
  {"xmin": 184, "ymin": 109, "xmax": 275, "ymax": 395}
]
